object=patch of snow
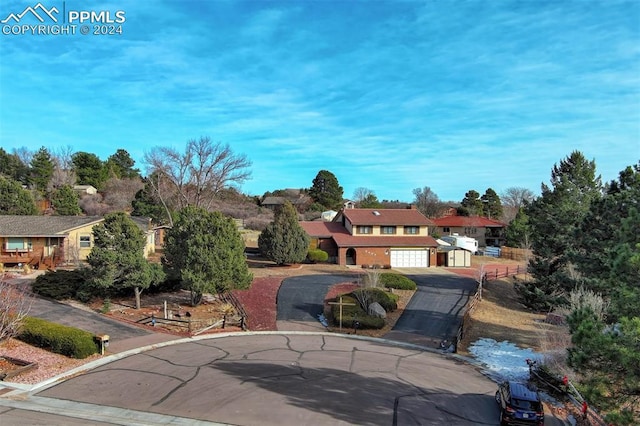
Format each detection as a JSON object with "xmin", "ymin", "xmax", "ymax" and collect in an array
[{"xmin": 468, "ymin": 338, "xmax": 543, "ymax": 382}]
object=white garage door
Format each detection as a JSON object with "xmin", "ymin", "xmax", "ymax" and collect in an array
[{"xmin": 390, "ymin": 249, "xmax": 428, "ymax": 268}]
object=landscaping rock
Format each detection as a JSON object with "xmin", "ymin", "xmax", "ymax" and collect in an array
[{"xmin": 368, "ymin": 302, "xmax": 386, "ymax": 319}]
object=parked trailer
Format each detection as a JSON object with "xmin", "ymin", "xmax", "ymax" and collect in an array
[{"xmin": 440, "ymin": 234, "xmax": 478, "ymax": 254}]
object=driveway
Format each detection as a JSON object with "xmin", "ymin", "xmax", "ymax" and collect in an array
[
  {"xmin": 276, "ymin": 274, "xmax": 354, "ymax": 330},
  {"xmin": 27, "ymin": 294, "xmax": 153, "ymax": 348},
  {"xmin": 385, "ymin": 269, "xmax": 477, "ymax": 348}
]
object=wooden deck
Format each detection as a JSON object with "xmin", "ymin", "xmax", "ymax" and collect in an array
[{"xmin": 0, "ymin": 248, "xmax": 58, "ymax": 270}]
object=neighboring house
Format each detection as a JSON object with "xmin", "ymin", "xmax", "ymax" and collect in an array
[
  {"xmin": 431, "ymin": 212, "xmax": 506, "ymax": 247},
  {"xmin": 261, "ymin": 196, "xmax": 309, "ymax": 211},
  {"xmin": 0, "ymin": 215, "xmax": 156, "ymax": 269},
  {"xmin": 301, "ymin": 207, "xmax": 439, "ymax": 268},
  {"xmin": 343, "ymin": 200, "xmax": 356, "ymax": 209},
  {"xmin": 73, "ymin": 185, "xmax": 98, "ymax": 196}
]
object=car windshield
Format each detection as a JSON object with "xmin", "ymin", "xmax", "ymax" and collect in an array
[{"xmin": 512, "ymin": 398, "xmax": 542, "ymax": 412}]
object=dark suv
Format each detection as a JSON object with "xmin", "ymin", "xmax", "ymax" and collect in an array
[{"xmin": 495, "ymin": 381, "xmax": 544, "ymax": 426}]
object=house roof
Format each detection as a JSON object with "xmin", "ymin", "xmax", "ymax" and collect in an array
[
  {"xmin": 431, "ymin": 215, "xmax": 506, "ymax": 228},
  {"xmin": 0, "ymin": 215, "xmax": 104, "ymax": 237},
  {"xmin": 337, "ymin": 208, "xmax": 434, "ymax": 226},
  {"xmin": 300, "ymin": 221, "xmax": 348, "ymax": 238},
  {"xmin": 261, "ymin": 196, "xmax": 306, "ymax": 206},
  {"xmin": 300, "ymin": 221, "xmax": 438, "ymax": 248}
]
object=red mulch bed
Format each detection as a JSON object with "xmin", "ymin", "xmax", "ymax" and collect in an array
[
  {"xmin": 232, "ymin": 277, "xmax": 283, "ymax": 331},
  {"xmin": 325, "ymin": 283, "xmax": 359, "ymax": 303}
]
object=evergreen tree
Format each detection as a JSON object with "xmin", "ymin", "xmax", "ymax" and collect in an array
[
  {"xmin": 0, "ymin": 148, "xmax": 29, "ymax": 184},
  {"xmin": 359, "ymin": 193, "xmax": 382, "ymax": 208},
  {"xmin": 51, "ymin": 184, "xmax": 81, "ymax": 215},
  {"xmin": 309, "ymin": 170, "xmax": 344, "ymax": 210},
  {"xmin": 480, "ymin": 188, "xmax": 503, "ymax": 219},
  {"xmin": 29, "ymin": 147, "xmax": 54, "ymax": 194},
  {"xmin": 460, "ymin": 190, "xmax": 483, "ymax": 216},
  {"xmin": 572, "ymin": 164, "xmax": 640, "ymax": 297},
  {"xmin": 519, "ymin": 151, "xmax": 602, "ymax": 310},
  {"xmin": 72, "ymin": 152, "xmax": 108, "ymax": 190},
  {"xmin": 105, "ymin": 149, "xmax": 140, "ymax": 179},
  {"xmin": 0, "ymin": 176, "xmax": 37, "ymax": 215},
  {"xmin": 163, "ymin": 206, "xmax": 252, "ymax": 306},
  {"xmin": 504, "ymin": 207, "xmax": 530, "ymax": 248},
  {"xmin": 131, "ymin": 180, "xmax": 170, "ymax": 224},
  {"xmin": 258, "ymin": 200, "xmax": 310, "ymax": 265},
  {"xmin": 87, "ymin": 212, "xmax": 162, "ymax": 309}
]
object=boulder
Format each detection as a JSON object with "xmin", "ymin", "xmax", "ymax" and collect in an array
[{"xmin": 368, "ymin": 302, "xmax": 386, "ymax": 319}]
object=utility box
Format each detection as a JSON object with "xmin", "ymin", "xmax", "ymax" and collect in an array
[{"xmin": 95, "ymin": 334, "xmax": 110, "ymax": 355}]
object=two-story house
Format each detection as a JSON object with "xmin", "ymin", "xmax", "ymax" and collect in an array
[
  {"xmin": 431, "ymin": 212, "xmax": 506, "ymax": 247},
  {"xmin": 300, "ymin": 207, "xmax": 438, "ymax": 268}
]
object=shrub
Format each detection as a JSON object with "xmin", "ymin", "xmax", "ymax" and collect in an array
[
  {"xmin": 352, "ymin": 288, "xmax": 398, "ymax": 311},
  {"xmin": 329, "ymin": 290, "xmax": 396, "ymax": 330},
  {"xmin": 32, "ymin": 269, "xmax": 87, "ymax": 300},
  {"xmin": 307, "ymin": 249, "xmax": 329, "ymax": 263},
  {"xmin": 18, "ymin": 316, "xmax": 98, "ymax": 359},
  {"xmin": 380, "ymin": 273, "xmax": 417, "ymax": 290}
]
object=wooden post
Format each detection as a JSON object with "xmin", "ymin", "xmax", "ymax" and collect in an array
[
  {"xmin": 328, "ymin": 296, "xmax": 356, "ymax": 331},
  {"xmin": 163, "ymin": 300, "xmax": 167, "ymax": 319}
]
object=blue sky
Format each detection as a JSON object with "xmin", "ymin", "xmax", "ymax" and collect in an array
[{"xmin": 1, "ymin": 0, "xmax": 638, "ymax": 202}]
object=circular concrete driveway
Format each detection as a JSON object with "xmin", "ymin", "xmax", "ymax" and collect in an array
[{"xmin": 29, "ymin": 333, "xmax": 499, "ymax": 425}]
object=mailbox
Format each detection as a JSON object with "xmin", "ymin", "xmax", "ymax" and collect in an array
[{"xmin": 95, "ymin": 334, "xmax": 110, "ymax": 355}]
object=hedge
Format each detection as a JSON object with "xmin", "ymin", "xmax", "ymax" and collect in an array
[
  {"xmin": 380, "ymin": 273, "xmax": 417, "ymax": 290},
  {"xmin": 307, "ymin": 249, "xmax": 329, "ymax": 263},
  {"xmin": 32, "ymin": 269, "xmax": 87, "ymax": 300},
  {"xmin": 18, "ymin": 316, "xmax": 98, "ymax": 359}
]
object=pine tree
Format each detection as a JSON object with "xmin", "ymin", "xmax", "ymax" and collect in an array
[
  {"xmin": 51, "ymin": 184, "xmax": 81, "ymax": 215},
  {"xmin": 87, "ymin": 212, "xmax": 162, "ymax": 309},
  {"xmin": 309, "ymin": 170, "xmax": 344, "ymax": 210},
  {"xmin": 0, "ymin": 176, "xmax": 37, "ymax": 215},
  {"xmin": 460, "ymin": 190, "xmax": 483, "ymax": 216},
  {"xmin": 519, "ymin": 151, "xmax": 602, "ymax": 310},
  {"xmin": 480, "ymin": 188, "xmax": 503, "ymax": 219},
  {"xmin": 163, "ymin": 206, "xmax": 252, "ymax": 306},
  {"xmin": 258, "ymin": 200, "xmax": 310, "ymax": 265},
  {"xmin": 29, "ymin": 147, "xmax": 54, "ymax": 195}
]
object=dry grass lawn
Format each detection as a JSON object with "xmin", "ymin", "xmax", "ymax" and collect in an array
[{"xmin": 457, "ymin": 275, "xmax": 571, "ymax": 359}]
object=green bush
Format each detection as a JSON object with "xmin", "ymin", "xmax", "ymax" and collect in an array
[
  {"xmin": 352, "ymin": 288, "xmax": 398, "ymax": 311},
  {"xmin": 32, "ymin": 269, "xmax": 87, "ymax": 300},
  {"xmin": 18, "ymin": 317, "xmax": 98, "ymax": 359},
  {"xmin": 380, "ymin": 273, "xmax": 417, "ymax": 290},
  {"xmin": 307, "ymin": 249, "xmax": 329, "ymax": 263},
  {"xmin": 329, "ymin": 293, "xmax": 390, "ymax": 330}
]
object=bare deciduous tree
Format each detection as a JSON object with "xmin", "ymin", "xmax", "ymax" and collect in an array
[
  {"xmin": 49, "ymin": 145, "xmax": 77, "ymax": 191},
  {"xmin": 144, "ymin": 137, "xmax": 252, "ymax": 213},
  {"xmin": 501, "ymin": 187, "xmax": 535, "ymax": 222},
  {"xmin": 102, "ymin": 176, "xmax": 144, "ymax": 212},
  {"xmin": 0, "ymin": 276, "xmax": 33, "ymax": 343},
  {"xmin": 412, "ymin": 186, "xmax": 445, "ymax": 218}
]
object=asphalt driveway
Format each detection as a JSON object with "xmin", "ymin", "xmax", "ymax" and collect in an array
[
  {"xmin": 27, "ymin": 294, "xmax": 152, "ymax": 344},
  {"xmin": 384, "ymin": 269, "xmax": 477, "ymax": 348},
  {"xmin": 276, "ymin": 274, "xmax": 355, "ymax": 322}
]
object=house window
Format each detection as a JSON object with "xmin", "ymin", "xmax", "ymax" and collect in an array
[
  {"xmin": 7, "ymin": 237, "xmax": 24, "ymax": 250},
  {"xmin": 443, "ymin": 227, "xmax": 450, "ymax": 233},
  {"xmin": 79, "ymin": 235, "xmax": 92, "ymax": 248},
  {"xmin": 357, "ymin": 226, "xmax": 372, "ymax": 234},
  {"xmin": 381, "ymin": 226, "xmax": 396, "ymax": 235},
  {"xmin": 404, "ymin": 226, "xmax": 419, "ymax": 235},
  {"xmin": 464, "ymin": 227, "xmax": 477, "ymax": 235}
]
